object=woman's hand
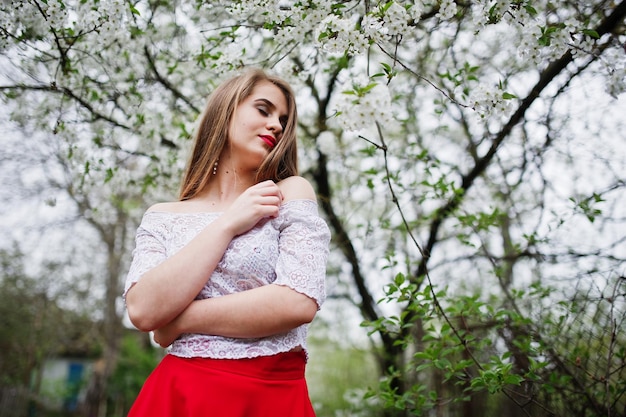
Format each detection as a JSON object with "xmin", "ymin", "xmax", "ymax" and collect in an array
[
  {"xmin": 153, "ymin": 320, "xmax": 181, "ymax": 348},
  {"xmin": 219, "ymin": 180, "xmax": 283, "ymax": 236}
]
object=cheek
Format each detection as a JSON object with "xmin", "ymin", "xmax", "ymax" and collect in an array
[
  {"xmin": 229, "ymin": 119, "xmax": 245, "ymax": 138},
  {"xmin": 235, "ymin": 118, "xmax": 251, "ymax": 131}
]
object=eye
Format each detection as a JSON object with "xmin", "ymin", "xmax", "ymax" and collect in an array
[{"xmin": 257, "ymin": 106, "xmax": 269, "ymax": 116}]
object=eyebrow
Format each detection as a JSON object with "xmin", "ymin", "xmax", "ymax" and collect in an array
[{"xmin": 254, "ymin": 98, "xmax": 280, "ymax": 109}]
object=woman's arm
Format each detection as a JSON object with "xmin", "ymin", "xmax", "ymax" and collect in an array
[
  {"xmin": 153, "ymin": 284, "xmax": 318, "ymax": 347},
  {"xmin": 152, "ymin": 176, "xmax": 329, "ymax": 347},
  {"xmin": 126, "ymin": 180, "xmax": 284, "ymax": 332}
]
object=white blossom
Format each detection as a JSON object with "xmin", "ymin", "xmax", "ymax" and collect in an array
[
  {"xmin": 316, "ymin": 130, "xmax": 338, "ymax": 155},
  {"xmin": 384, "ymin": 2, "xmax": 410, "ymax": 36},
  {"xmin": 315, "ymin": 15, "xmax": 368, "ymax": 55},
  {"xmin": 602, "ymin": 48, "xmax": 626, "ymax": 98},
  {"xmin": 362, "ymin": 14, "xmax": 388, "ymax": 44},
  {"xmin": 469, "ymin": 83, "xmax": 514, "ymax": 119},
  {"xmin": 334, "ymin": 81, "xmax": 394, "ymax": 132},
  {"xmin": 408, "ymin": 1, "xmax": 425, "ymax": 21},
  {"xmin": 362, "ymin": 1, "xmax": 410, "ymax": 44},
  {"xmin": 436, "ymin": 0, "xmax": 458, "ymax": 21}
]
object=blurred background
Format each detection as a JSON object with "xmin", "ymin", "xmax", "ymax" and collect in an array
[{"xmin": 1, "ymin": 1, "xmax": 625, "ymax": 416}]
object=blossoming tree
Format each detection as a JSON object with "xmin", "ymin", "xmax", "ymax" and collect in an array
[{"xmin": 1, "ymin": 0, "xmax": 625, "ymax": 415}]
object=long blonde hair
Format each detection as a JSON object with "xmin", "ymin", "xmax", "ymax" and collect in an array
[{"xmin": 179, "ymin": 68, "xmax": 299, "ymax": 201}]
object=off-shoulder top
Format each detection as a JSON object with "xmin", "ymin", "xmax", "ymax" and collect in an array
[{"xmin": 123, "ymin": 199, "xmax": 331, "ymax": 359}]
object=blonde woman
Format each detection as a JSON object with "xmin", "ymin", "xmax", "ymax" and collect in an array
[{"xmin": 124, "ymin": 68, "xmax": 330, "ymax": 416}]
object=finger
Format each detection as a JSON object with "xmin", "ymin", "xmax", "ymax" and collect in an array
[
  {"xmin": 254, "ymin": 180, "xmax": 281, "ymax": 195},
  {"xmin": 246, "ymin": 189, "xmax": 281, "ymax": 207},
  {"xmin": 257, "ymin": 194, "xmax": 282, "ymax": 206}
]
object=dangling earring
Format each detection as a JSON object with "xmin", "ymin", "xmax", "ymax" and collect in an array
[{"xmin": 212, "ymin": 158, "xmax": 219, "ymax": 175}]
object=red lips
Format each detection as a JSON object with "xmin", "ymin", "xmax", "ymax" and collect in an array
[{"xmin": 259, "ymin": 135, "xmax": 277, "ymax": 148}]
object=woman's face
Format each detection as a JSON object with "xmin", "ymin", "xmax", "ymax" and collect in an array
[{"xmin": 227, "ymin": 80, "xmax": 288, "ymax": 171}]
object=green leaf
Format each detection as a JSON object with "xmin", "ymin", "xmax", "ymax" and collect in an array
[
  {"xmin": 104, "ymin": 168, "xmax": 115, "ymax": 183},
  {"xmin": 582, "ymin": 29, "xmax": 599, "ymax": 39},
  {"xmin": 394, "ymin": 273, "xmax": 405, "ymax": 286},
  {"xmin": 525, "ymin": 5, "xmax": 538, "ymax": 16}
]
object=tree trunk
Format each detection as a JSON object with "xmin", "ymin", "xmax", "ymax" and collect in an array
[{"xmin": 84, "ymin": 210, "xmax": 129, "ymax": 416}]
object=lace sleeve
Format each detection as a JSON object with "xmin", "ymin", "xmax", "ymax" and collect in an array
[
  {"xmin": 274, "ymin": 200, "xmax": 331, "ymax": 309},
  {"xmin": 123, "ymin": 214, "xmax": 167, "ymax": 299}
]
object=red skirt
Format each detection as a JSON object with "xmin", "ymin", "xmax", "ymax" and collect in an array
[{"xmin": 127, "ymin": 351, "xmax": 316, "ymax": 417}]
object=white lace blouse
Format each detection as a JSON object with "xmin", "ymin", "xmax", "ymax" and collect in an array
[{"xmin": 124, "ymin": 199, "xmax": 331, "ymax": 359}]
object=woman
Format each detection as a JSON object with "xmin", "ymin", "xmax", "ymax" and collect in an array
[{"xmin": 124, "ymin": 68, "xmax": 331, "ymax": 416}]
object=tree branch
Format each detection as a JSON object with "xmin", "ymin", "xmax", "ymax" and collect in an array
[
  {"xmin": 143, "ymin": 45, "xmax": 201, "ymax": 114},
  {"xmin": 0, "ymin": 83, "xmax": 130, "ymax": 130},
  {"xmin": 417, "ymin": 0, "xmax": 626, "ymax": 279}
]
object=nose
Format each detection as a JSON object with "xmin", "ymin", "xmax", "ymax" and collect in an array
[{"xmin": 267, "ymin": 115, "xmax": 283, "ymax": 136}]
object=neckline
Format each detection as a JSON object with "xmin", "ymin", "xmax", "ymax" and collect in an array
[
  {"xmin": 145, "ymin": 198, "xmax": 315, "ymax": 216},
  {"xmin": 146, "ymin": 210, "xmax": 223, "ymax": 216}
]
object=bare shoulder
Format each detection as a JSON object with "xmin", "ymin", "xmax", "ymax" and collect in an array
[
  {"xmin": 146, "ymin": 200, "xmax": 187, "ymax": 213},
  {"xmin": 277, "ymin": 176, "xmax": 317, "ymax": 203}
]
